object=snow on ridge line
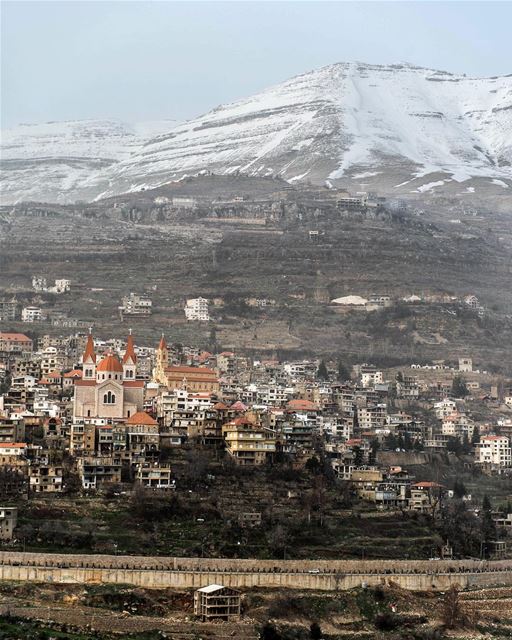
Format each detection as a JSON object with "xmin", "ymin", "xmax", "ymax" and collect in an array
[{"xmin": 1, "ymin": 62, "xmax": 512, "ymax": 203}]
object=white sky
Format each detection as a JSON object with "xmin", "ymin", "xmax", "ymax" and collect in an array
[{"xmin": 2, "ymin": 1, "xmax": 511, "ymax": 128}]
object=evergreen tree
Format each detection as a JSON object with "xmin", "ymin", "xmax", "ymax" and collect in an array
[
  {"xmin": 337, "ymin": 360, "xmax": 350, "ymax": 381},
  {"xmin": 317, "ymin": 360, "xmax": 328, "ymax": 380},
  {"xmin": 462, "ymin": 433, "xmax": 472, "ymax": 454},
  {"xmin": 471, "ymin": 425, "xmax": 480, "ymax": 446},
  {"xmin": 385, "ymin": 433, "xmax": 398, "ymax": 450},
  {"xmin": 453, "ymin": 480, "xmax": 467, "ymax": 499},
  {"xmin": 451, "ymin": 375, "xmax": 469, "ymax": 398},
  {"xmin": 481, "ymin": 494, "xmax": 496, "ymax": 555},
  {"xmin": 413, "ymin": 438, "xmax": 424, "ymax": 452},
  {"xmin": 368, "ymin": 438, "xmax": 380, "ymax": 465}
]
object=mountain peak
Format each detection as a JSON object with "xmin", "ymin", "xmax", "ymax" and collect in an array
[{"xmin": 1, "ymin": 63, "xmax": 511, "ymax": 204}]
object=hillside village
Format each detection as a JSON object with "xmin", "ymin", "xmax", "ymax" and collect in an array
[{"xmin": 1, "ymin": 327, "xmax": 512, "ymax": 564}]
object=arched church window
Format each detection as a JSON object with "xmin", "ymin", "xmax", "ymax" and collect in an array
[{"xmin": 103, "ymin": 391, "xmax": 116, "ymax": 404}]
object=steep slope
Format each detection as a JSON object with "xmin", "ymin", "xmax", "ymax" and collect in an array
[
  {"xmin": 102, "ymin": 62, "xmax": 512, "ymax": 198},
  {"xmin": 0, "ymin": 119, "xmax": 175, "ymax": 204}
]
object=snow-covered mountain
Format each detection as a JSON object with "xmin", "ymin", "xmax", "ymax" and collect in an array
[
  {"xmin": 0, "ymin": 119, "xmax": 176, "ymax": 204},
  {"xmin": 2, "ymin": 62, "xmax": 511, "ymax": 204}
]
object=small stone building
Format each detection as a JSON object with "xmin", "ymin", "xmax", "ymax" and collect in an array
[
  {"xmin": 194, "ymin": 584, "xmax": 241, "ymax": 621},
  {"xmin": 0, "ymin": 507, "xmax": 18, "ymax": 540}
]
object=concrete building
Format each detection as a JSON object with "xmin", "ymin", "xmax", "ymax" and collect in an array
[
  {"xmin": 222, "ymin": 418, "xmax": 276, "ymax": 465},
  {"xmin": 119, "ymin": 293, "xmax": 152, "ymax": 316},
  {"xmin": 21, "ymin": 307, "xmax": 43, "ymax": 323},
  {"xmin": 194, "ymin": 585, "xmax": 241, "ymax": 621},
  {"xmin": 184, "ymin": 297, "xmax": 210, "ymax": 322},
  {"xmin": 476, "ymin": 436, "xmax": 512, "ymax": 468},
  {"xmin": 458, "ymin": 358, "xmax": 473, "ymax": 373},
  {"xmin": 0, "ymin": 333, "xmax": 33, "ymax": 353},
  {"xmin": 136, "ymin": 463, "xmax": 173, "ymax": 489},
  {"xmin": 0, "ymin": 298, "xmax": 18, "ymax": 322},
  {"xmin": 78, "ymin": 456, "xmax": 122, "ymax": 490},
  {"xmin": 0, "ymin": 507, "xmax": 18, "ymax": 541},
  {"xmin": 29, "ymin": 464, "xmax": 63, "ymax": 493}
]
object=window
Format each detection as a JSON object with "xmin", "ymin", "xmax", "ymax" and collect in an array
[{"xmin": 103, "ymin": 391, "xmax": 116, "ymax": 404}]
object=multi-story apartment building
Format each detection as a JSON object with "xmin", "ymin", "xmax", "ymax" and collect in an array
[
  {"xmin": 78, "ymin": 455, "xmax": 122, "ymax": 490},
  {"xmin": 0, "ymin": 298, "xmax": 18, "ymax": 322},
  {"xmin": 119, "ymin": 293, "xmax": 152, "ymax": 316},
  {"xmin": 222, "ymin": 418, "xmax": 276, "ymax": 465},
  {"xmin": 0, "ymin": 332, "xmax": 33, "ymax": 353},
  {"xmin": 184, "ymin": 297, "xmax": 210, "ymax": 322},
  {"xmin": 476, "ymin": 436, "xmax": 512, "ymax": 469},
  {"xmin": 136, "ymin": 462, "xmax": 173, "ymax": 489},
  {"xmin": 441, "ymin": 412, "xmax": 475, "ymax": 441},
  {"xmin": 357, "ymin": 404, "xmax": 387, "ymax": 431},
  {"xmin": 21, "ymin": 307, "xmax": 43, "ymax": 323},
  {"xmin": 29, "ymin": 464, "xmax": 63, "ymax": 493}
]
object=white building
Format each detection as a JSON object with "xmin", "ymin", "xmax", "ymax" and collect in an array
[
  {"xmin": 50, "ymin": 279, "xmax": 71, "ymax": 293},
  {"xmin": 476, "ymin": 436, "xmax": 511, "ymax": 468},
  {"xmin": 32, "ymin": 277, "xmax": 70, "ymax": 294},
  {"xmin": 185, "ymin": 297, "xmax": 210, "ymax": 322},
  {"xmin": 458, "ymin": 358, "xmax": 473, "ymax": 373},
  {"xmin": 32, "ymin": 276, "xmax": 47, "ymax": 292},
  {"xmin": 361, "ymin": 367, "xmax": 383, "ymax": 388},
  {"xmin": 21, "ymin": 306, "xmax": 43, "ymax": 323},
  {"xmin": 434, "ymin": 398, "xmax": 457, "ymax": 420}
]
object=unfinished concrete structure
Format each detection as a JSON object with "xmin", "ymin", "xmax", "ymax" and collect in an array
[{"xmin": 194, "ymin": 584, "xmax": 241, "ymax": 621}]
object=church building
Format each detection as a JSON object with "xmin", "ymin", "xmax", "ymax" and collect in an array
[
  {"xmin": 73, "ymin": 331, "xmax": 144, "ymax": 422},
  {"xmin": 153, "ymin": 335, "xmax": 220, "ymax": 393}
]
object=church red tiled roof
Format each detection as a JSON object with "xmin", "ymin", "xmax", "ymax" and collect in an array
[
  {"xmin": 97, "ymin": 354, "xmax": 123, "ymax": 372},
  {"xmin": 83, "ymin": 333, "xmax": 96, "ymax": 363},
  {"xmin": 122, "ymin": 332, "xmax": 137, "ymax": 364}
]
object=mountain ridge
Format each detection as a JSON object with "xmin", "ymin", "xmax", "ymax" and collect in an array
[{"xmin": 1, "ymin": 61, "xmax": 511, "ymax": 204}]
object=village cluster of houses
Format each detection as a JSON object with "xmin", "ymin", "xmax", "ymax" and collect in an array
[{"xmin": 1, "ymin": 329, "xmax": 512, "ymax": 543}]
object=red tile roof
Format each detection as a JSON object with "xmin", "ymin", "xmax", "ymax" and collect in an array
[
  {"xmin": 286, "ymin": 399, "xmax": 319, "ymax": 412},
  {"xmin": 0, "ymin": 332, "xmax": 32, "ymax": 342},
  {"xmin": 63, "ymin": 369, "xmax": 83, "ymax": 379},
  {"xmin": 83, "ymin": 333, "xmax": 96, "ymax": 363},
  {"xmin": 122, "ymin": 333, "xmax": 137, "ymax": 364},
  {"xmin": 166, "ymin": 365, "xmax": 217, "ymax": 376},
  {"xmin": 126, "ymin": 411, "xmax": 158, "ymax": 426},
  {"xmin": 97, "ymin": 354, "xmax": 123, "ymax": 372}
]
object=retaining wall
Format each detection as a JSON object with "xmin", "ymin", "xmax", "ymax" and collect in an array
[{"xmin": 0, "ymin": 552, "xmax": 511, "ymax": 592}]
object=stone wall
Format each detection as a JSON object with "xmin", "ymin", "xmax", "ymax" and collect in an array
[{"xmin": 0, "ymin": 552, "xmax": 511, "ymax": 592}]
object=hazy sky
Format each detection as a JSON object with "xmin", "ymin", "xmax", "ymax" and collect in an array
[{"xmin": 2, "ymin": 1, "xmax": 511, "ymax": 128}]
